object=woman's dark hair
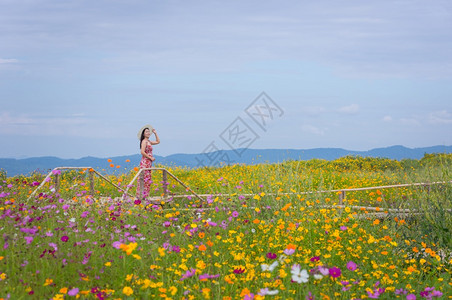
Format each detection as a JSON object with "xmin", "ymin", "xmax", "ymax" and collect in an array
[{"xmin": 139, "ymin": 128, "xmax": 147, "ymax": 149}]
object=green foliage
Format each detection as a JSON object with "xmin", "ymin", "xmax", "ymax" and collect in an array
[{"xmin": 0, "ymin": 168, "xmax": 6, "ymax": 182}]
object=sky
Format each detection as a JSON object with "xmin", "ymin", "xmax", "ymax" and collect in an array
[{"xmin": 1, "ymin": 0, "xmax": 452, "ymax": 159}]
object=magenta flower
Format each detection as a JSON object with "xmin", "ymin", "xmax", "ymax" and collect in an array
[
  {"xmin": 329, "ymin": 267, "xmax": 342, "ymax": 278},
  {"xmin": 340, "ymin": 226, "xmax": 347, "ymax": 231},
  {"xmin": 199, "ymin": 273, "xmax": 220, "ymax": 280},
  {"xmin": 24, "ymin": 236, "xmax": 33, "ymax": 244},
  {"xmin": 61, "ymin": 235, "xmax": 69, "ymax": 242},
  {"xmin": 232, "ymin": 211, "xmax": 239, "ymax": 217},
  {"xmin": 244, "ymin": 293, "xmax": 255, "ymax": 300},
  {"xmin": 406, "ymin": 294, "xmax": 416, "ymax": 300},
  {"xmin": 180, "ymin": 268, "xmax": 196, "ymax": 281},
  {"xmin": 68, "ymin": 287, "xmax": 79, "ymax": 296},
  {"xmin": 62, "ymin": 204, "xmax": 69, "ymax": 210},
  {"xmin": 306, "ymin": 291, "xmax": 314, "ymax": 300},
  {"xmin": 395, "ymin": 289, "xmax": 408, "ymax": 295},
  {"xmin": 266, "ymin": 252, "xmax": 277, "ymax": 259},
  {"xmin": 346, "ymin": 261, "xmax": 358, "ymax": 271},
  {"xmin": 49, "ymin": 243, "xmax": 58, "ymax": 251},
  {"xmin": 134, "ymin": 199, "xmax": 141, "ymax": 205},
  {"xmin": 310, "ymin": 256, "xmax": 320, "ymax": 262},
  {"xmin": 367, "ymin": 288, "xmax": 385, "ymax": 299},
  {"xmin": 233, "ymin": 268, "xmax": 245, "ymax": 274}
]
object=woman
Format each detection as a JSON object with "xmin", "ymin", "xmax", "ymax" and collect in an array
[{"xmin": 136, "ymin": 125, "xmax": 160, "ymax": 200}]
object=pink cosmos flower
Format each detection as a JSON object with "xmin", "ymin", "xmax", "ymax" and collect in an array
[
  {"xmin": 244, "ymin": 293, "xmax": 255, "ymax": 300},
  {"xmin": 68, "ymin": 287, "xmax": 79, "ymax": 296},
  {"xmin": 318, "ymin": 266, "xmax": 329, "ymax": 276},
  {"xmin": 310, "ymin": 256, "xmax": 320, "ymax": 262},
  {"xmin": 346, "ymin": 261, "xmax": 358, "ymax": 271},
  {"xmin": 266, "ymin": 252, "xmax": 277, "ymax": 259},
  {"xmin": 283, "ymin": 248, "xmax": 295, "ymax": 255},
  {"xmin": 61, "ymin": 236, "xmax": 69, "ymax": 242},
  {"xmin": 329, "ymin": 267, "xmax": 342, "ymax": 278},
  {"xmin": 180, "ymin": 268, "xmax": 196, "ymax": 281}
]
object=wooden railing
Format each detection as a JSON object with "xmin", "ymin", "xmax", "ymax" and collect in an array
[
  {"xmin": 27, "ymin": 166, "xmax": 204, "ymax": 202},
  {"xmin": 121, "ymin": 167, "xmax": 204, "ymax": 201}
]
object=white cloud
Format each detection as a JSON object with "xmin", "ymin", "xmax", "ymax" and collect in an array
[
  {"xmin": 382, "ymin": 115, "xmax": 392, "ymax": 122},
  {"xmin": 0, "ymin": 58, "xmax": 18, "ymax": 64},
  {"xmin": 0, "ymin": 112, "xmax": 100, "ymax": 137},
  {"xmin": 302, "ymin": 106, "xmax": 326, "ymax": 116},
  {"xmin": 301, "ymin": 124, "xmax": 325, "ymax": 135},
  {"xmin": 337, "ymin": 104, "xmax": 359, "ymax": 114},
  {"xmin": 400, "ymin": 118, "xmax": 421, "ymax": 126},
  {"xmin": 428, "ymin": 110, "xmax": 452, "ymax": 124}
]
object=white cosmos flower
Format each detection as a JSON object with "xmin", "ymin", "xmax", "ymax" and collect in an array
[
  {"xmin": 314, "ymin": 274, "xmax": 323, "ymax": 280},
  {"xmin": 261, "ymin": 261, "xmax": 278, "ymax": 272},
  {"xmin": 258, "ymin": 288, "xmax": 279, "ymax": 296},
  {"xmin": 291, "ymin": 264, "xmax": 309, "ymax": 283}
]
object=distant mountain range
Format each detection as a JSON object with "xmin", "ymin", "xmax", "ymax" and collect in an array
[{"xmin": 1, "ymin": 145, "xmax": 451, "ymax": 177}]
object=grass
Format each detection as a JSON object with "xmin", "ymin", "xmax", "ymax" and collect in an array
[{"xmin": 0, "ymin": 154, "xmax": 451, "ymax": 299}]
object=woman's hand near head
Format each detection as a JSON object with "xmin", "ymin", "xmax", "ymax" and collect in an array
[{"xmin": 151, "ymin": 129, "xmax": 160, "ymax": 145}]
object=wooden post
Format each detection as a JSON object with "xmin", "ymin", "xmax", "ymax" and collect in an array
[
  {"xmin": 139, "ymin": 172, "xmax": 144, "ymax": 200},
  {"xmin": 339, "ymin": 190, "xmax": 346, "ymax": 205},
  {"xmin": 162, "ymin": 169, "xmax": 168, "ymax": 199},
  {"xmin": 54, "ymin": 174, "xmax": 60, "ymax": 194},
  {"xmin": 89, "ymin": 171, "xmax": 95, "ymax": 196}
]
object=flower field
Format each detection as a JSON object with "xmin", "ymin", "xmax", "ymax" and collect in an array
[{"xmin": 0, "ymin": 154, "xmax": 451, "ymax": 299}]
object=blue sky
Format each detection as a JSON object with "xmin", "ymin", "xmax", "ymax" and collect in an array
[{"xmin": 1, "ymin": 0, "xmax": 451, "ymax": 159}]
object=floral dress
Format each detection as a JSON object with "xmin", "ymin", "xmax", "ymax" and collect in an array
[{"xmin": 137, "ymin": 142, "xmax": 153, "ymax": 199}]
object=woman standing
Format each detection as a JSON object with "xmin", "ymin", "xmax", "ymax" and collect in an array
[{"xmin": 137, "ymin": 125, "xmax": 160, "ymax": 200}]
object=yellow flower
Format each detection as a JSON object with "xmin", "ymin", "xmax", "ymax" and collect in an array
[
  {"xmin": 132, "ymin": 254, "xmax": 142, "ymax": 260},
  {"xmin": 169, "ymin": 286, "xmax": 177, "ymax": 296},
  {"xmin": 126, "ymin": 274, "xmax": 133, "ymax": 281},
  {"xmin": 240, "ymin": 288, "xmax": 252, "ymax": 297},
  {"xmin": 119, "ymin": 242, "xmax": 138, "ymax": 255},
  {"xmin": 105, "ymin": 262, "xmax": 112, "ymax": 267},
  {"xmin": 202, "ymin": 288, "xmax": 211, "ymax": 299},
  {"xmin": 122, "ymin": 286, "xmax": 133, "ymax": 296},
  {"xmin": 44, "ymin": 278, "xmax": 53, "ymax": 286},
  {"xmin": 196, "ymin": 260, "xmax": 206, "ymax": 270},
  {"xmin": 52, "ymin": 294, "xmax": 64, "ymax": 300},
  {"xmin": 0, "ymin": 273, "xmax": 6, "ymax": 280}
]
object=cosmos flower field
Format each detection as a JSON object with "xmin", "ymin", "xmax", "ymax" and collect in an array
[{"xmin": 0, "ymin": 154, "xmax": 451, "ymax": 299}]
